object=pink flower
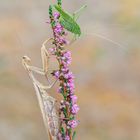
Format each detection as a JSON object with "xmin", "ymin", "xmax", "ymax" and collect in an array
[
  {"xmin": 57, "ymin": 86, "xmax": 63, "ymax": 93},
  {"xmin": 57, "ymin": 133, "xmax": 63, "ymax": 140},
  {"xmin": 69, "ymin": 88, "xmax": 74, "ymax": 94},
  {"xmin": 71, "ymin": 104, "xmax": 80, "ymax": 114},
  {"xmin": 61, "ymin": 67, "xmax": 69, "ymax": 73},
  {"xmin": 54, "ymin": 24, "xmax": 63, "ymax": 34},
  {"xmin": 70, "ymin": 95, "xmax": 78, "ymax": 104},
  {"xmin": 54, "ymin": 70, "xmax": 60, "ymax": 78},
  {"xmin": 65, "ymin": 135, "xmax": 70, "ymax": 140},
  {"xmin": 67, "ymin": 82, "xmax": 75, "ymax": 89},
  {"xmin": 49, "ymin": 47, "xmax": 56, "ymax": 55},
  {"xmin": 53, "ymin": 12, "xmax": 60, "ymax": 19},
  {"xmin": 62, "ymin": 51, "xmax": 72, "ymax": 64},
  {"xmin": 64, "ymin": 71, "xmax": 74, "ymax": 79},
  {"xmin": 63, "ymin": 51, "xmax": 71, "ymax": 58},
  {"xmin": 68, "ymin": 120, "xmax": 78, "ymax": 128},
  {"xmin": 56, "ymin": 37, "xmax": 68, "ymax": 45}
]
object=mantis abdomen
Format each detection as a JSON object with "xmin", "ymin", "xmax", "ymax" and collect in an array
[{"xmin": 42, "ymin": 92, "xmax": 59, "ymax": 138}]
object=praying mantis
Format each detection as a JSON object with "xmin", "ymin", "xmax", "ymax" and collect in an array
[{"xmin": 22, "ymin": 38, "xmax": 60, "ymax": 140}]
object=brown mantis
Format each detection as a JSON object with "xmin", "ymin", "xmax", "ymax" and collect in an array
[{"xmin": 22, "ymin": 38, "xmax": 60, "ymax": 140}]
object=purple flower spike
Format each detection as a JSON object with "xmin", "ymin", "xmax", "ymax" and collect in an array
[{"xmin": 49, "ymin": 4, "xmax": 80, "ymax": 139}]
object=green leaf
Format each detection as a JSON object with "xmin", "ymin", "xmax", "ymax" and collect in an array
[
  {"xmin": 72, "ymin": 131, "xmax": 76, "ymax": 140},
  {"xmin": 69, "ymin": 115, "xmax": 74, "ymax": 120},
  {"xmin": 54, "ymin": 5, "xmax": 81, "ymax": 36},
  {"xmin": 49, "ymin": 5, "xmax": 53, "ymax": 16},
  {"xmin": 63, "ymin": 107, "xmax": 67, "ymax": 117},
  {"xmin": 61, "ymin": 127, "xmax": 65, "ymax": 136},
  {"xmin": 57, "ymin": 0, "xmax": 62, "ymax": 6}
]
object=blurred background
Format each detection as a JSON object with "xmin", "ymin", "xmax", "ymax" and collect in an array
[{"xmin": 0, "ymin": 0, "xmax": 140, "ymax": 140}]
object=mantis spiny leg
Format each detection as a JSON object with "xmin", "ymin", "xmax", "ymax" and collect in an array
[
  {"xmin": 27, "ymin": 38, "xmax": 52, "ymax": 74},
  {"xmin": 22, "ymin": 55, "xmax": 57, "ymax": 89},
  {"xmin": 22, "ymin": 38, "xmax": 55, "ymax": 84}
]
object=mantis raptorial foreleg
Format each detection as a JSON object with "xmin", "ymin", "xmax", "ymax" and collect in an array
[
  {"xmin": 23, "ymin": 38, "xmax": 54, "ymax": 84},
  {"xmin": 22, "ymin": 55, "xmax": 57, "ymax": 89}
]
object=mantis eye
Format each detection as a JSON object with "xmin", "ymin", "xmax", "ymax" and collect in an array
[{"xmin": 23, "ymin": 56, "xmax": 31, "ymax": 62}]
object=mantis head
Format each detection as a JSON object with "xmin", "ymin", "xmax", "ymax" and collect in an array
[{"xmin": 22, "ymin": 56, "xmax": 31, "ymax": 70}]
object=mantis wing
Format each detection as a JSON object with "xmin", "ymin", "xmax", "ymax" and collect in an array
[
  {"xmin": 25, "ymin": 65, "xmax": 59, "ymax": 140},
  {"xmin": 33, "ymin": 82, "xmax": 59, "ymax": 140}
]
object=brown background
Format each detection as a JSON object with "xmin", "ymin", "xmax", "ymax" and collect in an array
[{"xmin": 0, "ymin": 0, "xmax": 140, "ymax": 140}]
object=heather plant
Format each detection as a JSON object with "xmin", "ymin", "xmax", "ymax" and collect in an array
[{"xmin": 22, "ymin": 0, "xmax": 86, "ymax": 140}]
